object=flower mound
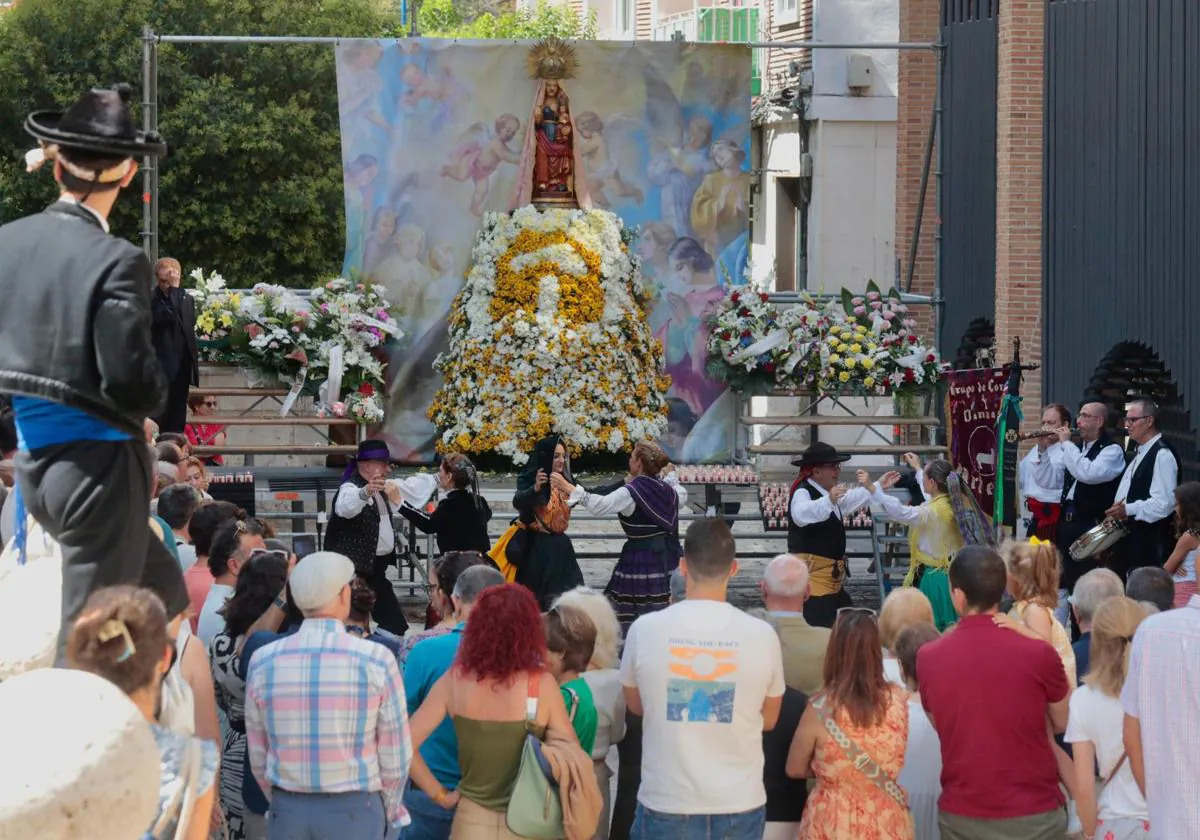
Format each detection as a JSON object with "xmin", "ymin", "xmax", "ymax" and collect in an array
[{"xmin": 430, "ymin": 206, "xmax": 670, "ymax": 465}]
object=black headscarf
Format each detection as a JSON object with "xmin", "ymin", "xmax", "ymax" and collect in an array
[{"xmin": 517, "ymin": 434, "xmax": 573, "ymax": 503}]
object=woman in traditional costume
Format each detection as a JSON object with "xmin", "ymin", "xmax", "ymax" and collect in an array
[
  {"xmin": 554, "ymin": 441, "xmax": 687, "ymax": 631},
  {"xmin": 496, "ymin": 434, "xmax": 584, "ymax": 609},
  {"xmin": 862, "ymin": 456, "xmax": 995, "ymax": 631}
]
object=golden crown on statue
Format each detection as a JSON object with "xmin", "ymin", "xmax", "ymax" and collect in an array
[{"xmin": 527, "ymin": 37, "xmax": 579, "ymax": 81}]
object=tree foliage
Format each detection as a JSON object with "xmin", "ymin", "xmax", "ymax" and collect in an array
[
  {"xmin": 415, "ymin": 0, "xmax": 597, "ymax": 40},
  {"xmin": 0, "ymin": 0, "xmax": 395, "ymax": 287}
]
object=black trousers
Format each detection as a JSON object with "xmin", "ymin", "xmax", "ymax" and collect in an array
[
  {"xmin": 367, "ymin": 552, "xmax": 409, "ymax": 636},
  {"xmin": 154, "ymin": 360, "xmax": 193, "ymax": 434},
  {"xmin": 610, "ymin": 710, "xmax": 643, "ymax": 840},
  {"xmin": 804, "ymin": 589, "xmax": 853, "ymax": 629},
  {"xmin": 15, "ymin": 438, "xmax": 189, "ymax": 662}
]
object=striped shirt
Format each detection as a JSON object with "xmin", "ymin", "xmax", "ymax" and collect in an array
[
  {"xmin": 245, "ymin": 618, "xmax": 412, "ymax": 826},
  {"xmin": 1121, "ymin": 595, "xmax": 1200, "ymax": 839}
]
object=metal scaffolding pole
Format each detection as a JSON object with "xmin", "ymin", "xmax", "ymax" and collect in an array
[{"xmin": 140, "ymin": 26, "xmax": 158, "ymax": 262}]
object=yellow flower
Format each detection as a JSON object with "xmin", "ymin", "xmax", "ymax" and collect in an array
[
  {"xmin": 836, "ymin": 343, "xmax": 848, "ymax": 353},
  {"xmin": 826, "ymin": 335, "xmax": 839, "ymax": 346},
  {"xmin": 844, "ymin": 358, "xmax": 856, "ymax": 370},
  {"xmin": 218, "ymin": 312, "xmax": 233, "ymax": 328},
  {"xmin": 861, "ymin": 358, "xmax": 875, "ymax": 370},
  {"xmin": 867, "ymin": 342, "xmax": 877, "ymax": 351},
  {"xmin": 864, "ymin": 376, "xmax": 876, "ymax": 388},
  {"xmin": 828, "ymin": 354, "xmax": 841, "ymax": 364},
  {"xmin": 850, "ymin": 343, "xmax": 862, "ymax": 353},
  {"xmin": 838, "ymin": 371, "xmax": 851, "ymax": 383}
]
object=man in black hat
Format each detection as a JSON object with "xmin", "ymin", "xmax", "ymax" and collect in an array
[
  {"xmin": 787, "ymin": 442, "xmax": 874, "ymax": 627},
  {"xmin": 0, "ymin": 84, "xmax": 188, "ymax": 658},
  {"xmin": 324, "ymin": 439, "xmax": 438, "ymax": 635}
]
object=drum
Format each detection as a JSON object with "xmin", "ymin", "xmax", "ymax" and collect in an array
[{"xmin": 1069, "ymin": 517, "xmax": 1129, "ymax": 561}]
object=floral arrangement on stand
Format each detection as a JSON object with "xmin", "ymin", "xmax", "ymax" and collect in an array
[
  {"xmin": 704, "ymin": 279, "xmax": 948, "ymax": 404},
  {"xmin": 428, "ymin": 206, "xmax": 670, "ymax": 465},
  {"xmin": 190, "ymin": 270, "xmax": 402, "ymax": 425}
]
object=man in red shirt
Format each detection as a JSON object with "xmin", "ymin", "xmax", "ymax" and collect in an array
[{"xmin": 918, "ymin": 545, "xmax": 1071, "ymax": 839}]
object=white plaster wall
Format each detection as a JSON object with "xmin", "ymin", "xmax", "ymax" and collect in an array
[
  {"xmin": 751, "ymin": 120, "xmax": 895, "ymax": 294},
  {"xmin": 807, "ymin": 120, "xmax": 897, "ymax": 293},
  {"xmin": 809, "ymin": 0, "xmax": 899, "ymax": 121}
]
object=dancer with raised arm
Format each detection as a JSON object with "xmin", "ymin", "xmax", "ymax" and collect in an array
[
  {"xmin": 552, "ymin": 440, "xmax": 687, "ymax": 631},
  {"xmin": 862, "ymin": 457, "xmax": 995, "ymax": 631}
]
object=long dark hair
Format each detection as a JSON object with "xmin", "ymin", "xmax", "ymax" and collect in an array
[
  {"xmin": 1176, "ymin": 481, "xmax": 1200, "ymax": 536},
  {"xmin": 222, "ymin": 551, "xmax": 289, "ymax": 638},
  {"xmin": 821, "ymin": 610, "xmax": 891, "ymax": 728}
]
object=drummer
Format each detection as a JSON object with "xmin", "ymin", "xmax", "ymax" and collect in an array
[
  {"xmin": 1104, "ymin": 398, "xmax": 1179, "ymax": 579},
  {"xmin": 1019, "ymin": 404, "xmax": 1072, "ymax": 541},
  {"xmin": 1031, "ymin": 400, "xmax": 1124, "ymax": 616}
]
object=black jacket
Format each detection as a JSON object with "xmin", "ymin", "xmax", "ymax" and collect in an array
[
  {"xmin": 0, "ymin": 201, "xmax": 166, "ymax": 436},
  {"xmin": 152, "ymin": 285, "xmax": 199, "ymax": 385},
  {"xmin": 399, "ymin": 488, "xmax": 492, "ymax": 554}
]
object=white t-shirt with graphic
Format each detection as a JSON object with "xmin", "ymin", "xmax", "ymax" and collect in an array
[{"xmin": 619, "ymin": 599, "xmax": 786, "ymax": 815}]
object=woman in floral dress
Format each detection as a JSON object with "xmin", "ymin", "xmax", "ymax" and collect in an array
[
  {"xmin": 787, "ymin": 607, "xmax": 914, "ymax": 840},
  {"xmin": 209, "ymin": 550, "xmax": 289, "ymax": 840}
]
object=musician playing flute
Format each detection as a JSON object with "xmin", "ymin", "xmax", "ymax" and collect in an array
[
  {"xmin": 1019, "ymin": 403, "xmax": 1073, "ymax": 541},
  {"xmin": 1031, "ymin": 401, "xmax": 1124, "ymax": 610},
  {"xmin": 1104, "ymin": 398, "xmax": 1179, "ymax": 579},
  {"xmin": 324, "ymin": 438, "xmax": 438, "ymax": 635},
  {"xmin": 786, "ymin": 442, "xmax": 872, "ymax": 628}
]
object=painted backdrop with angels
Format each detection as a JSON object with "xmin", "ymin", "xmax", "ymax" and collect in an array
[{"xmin": 335, "ymin": 38, "xmax": 751, "ymax": 462}]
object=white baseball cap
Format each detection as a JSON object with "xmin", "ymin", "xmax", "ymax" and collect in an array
[{"xmin": 289, "ymin": 551, "xmax": 356, "ymax": 611}]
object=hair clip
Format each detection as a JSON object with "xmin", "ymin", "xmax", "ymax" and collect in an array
[
  {"xmin": 97, "ymin": 619, "xmax": 137, "ymax": 663},
  {"xmin": 1028, "ymin": 536, "xmax": 1051, "ymax": 547}
]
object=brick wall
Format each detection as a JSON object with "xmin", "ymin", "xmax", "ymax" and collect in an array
[
  {"xmin": 994, "ymin": 0, "xmax": 1044, "ymax": 430},
  {"xmin": 895, "ymin": 0, "xmax": 937, "ymax": 338}
]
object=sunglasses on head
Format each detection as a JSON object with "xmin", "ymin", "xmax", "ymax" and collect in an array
[
  {"xmin": 836, "ymin": 606, "xmax": 878, "ymax": 622},
  {"xmin": 247, "ymin": 548, "xmax": 289, "ymax": 567}
]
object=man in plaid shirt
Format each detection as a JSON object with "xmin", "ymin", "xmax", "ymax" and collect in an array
[{"xmin": 246, "ymin": 551, "xmax": 412, "ymax": 838}]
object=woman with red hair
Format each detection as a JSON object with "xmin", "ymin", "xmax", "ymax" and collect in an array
[
  {"xmin": 787, "ymin": 607, "xmax": 914, "ymax": 839},
  {"xmin": 405, "ymin": 584, "xmax": 580, "ymax": 836}
]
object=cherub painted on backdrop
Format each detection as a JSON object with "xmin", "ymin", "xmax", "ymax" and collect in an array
[
  {"xmin": 398, "ymin": 62, "xmax": 466, "ymax": 134},
  {"xmin": 363, "ymin": 207, "xmax": 398, "ymax": 277},
  {"xmin": 441, "ymin": 114, "xmax": 523, "ymax": 216},
  {"xmin": 339, "ymin": 42, "xmax": 389, "ymax": 146},
  {"xmin": 373, "ymin": 223, "xmax": 435, "ymax": 334},
  {"xmin": 575, "ymin": 111, "xmax": 644, "ymax": 209}
]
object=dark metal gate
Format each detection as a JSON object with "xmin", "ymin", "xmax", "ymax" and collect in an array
[
  {"xmin": 939, "ymin": 0, "xmax": 999, "ymax": 361},
  {"xmin": 1044, "ymin": 0, "xmax": 1200, "ymax": 478}
]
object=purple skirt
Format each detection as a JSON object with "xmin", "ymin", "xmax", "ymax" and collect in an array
[{"xmin": 604, "ymin": 536, "xmax": 681, "ymax": 632}]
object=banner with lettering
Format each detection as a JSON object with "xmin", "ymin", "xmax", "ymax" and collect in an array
[{"xmin": 945, "ymin": 367, "xmax": 1009, "ymax": 516}]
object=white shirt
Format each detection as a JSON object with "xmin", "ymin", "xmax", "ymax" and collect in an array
[
  {"xmin": 1120, "ymin": 595, "xmax": 1200, "ymax": 838},
  {"xmin": 1032, "ymin": 439, "xmax": 1126, "ymax": 502},
  {"xmin": 1114, "ymin": 434, "xmax": 1177, "ymax": 523},
  {"xmin": 789, "ymin": 479, "xmax": 872, "ymax": 527},
  {"xmin": 1065, "ymin": 684, "xmax": 1148, "ymax": 822},
  {"xmin": 176, "ymin": 540, "xmax": 197, "ymax": 573},
  {"xmin": 569, "ymin": 473, "xmax": 687, "ymax": 517},
  {"xmin": 582, "ymin": 668, "xmax": 627, "ymax": 759},
  {"xmin": 196, "ymin": 583, "xmax": 235, "ymax": 647},
  {"xmin": 333, "ymin": 474, "xmax": 438, "ymax": 556},
  {"xmin": 899, "ymin": 696, "xmax": 942, "ymax": 840},
  {"xmin": 619, "ymin": 600, "xmax": 785, "ymax": 814},
  {"xmin": 1020, "ymin": 447, "xmax": 1063, "ymax": 504},
  {"xmin": 57, "ymin": 195, "xmax": 110, "ymax": 233}
]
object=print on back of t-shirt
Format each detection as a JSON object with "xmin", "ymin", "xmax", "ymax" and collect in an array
[{"xmin": 665, "ymin": 638, "xmax": 737, "ymax": 723}]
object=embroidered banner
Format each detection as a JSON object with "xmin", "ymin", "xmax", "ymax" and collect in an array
[
  {"xmin": 945, "ymin": 367, "xmax": 1009, "ymax": 516},
  {"xmin": 335, "ymin": 39, "xmax": 751, "ymax": 462}
]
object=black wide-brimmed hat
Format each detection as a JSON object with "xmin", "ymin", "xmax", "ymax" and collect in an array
[
  {"xmin": 790, "ymin": 441, "xmax": 852, "ymax": 468},
  {"xmin": 25, "ymin": 83, "xmax": 167, "ymax": 160}
]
